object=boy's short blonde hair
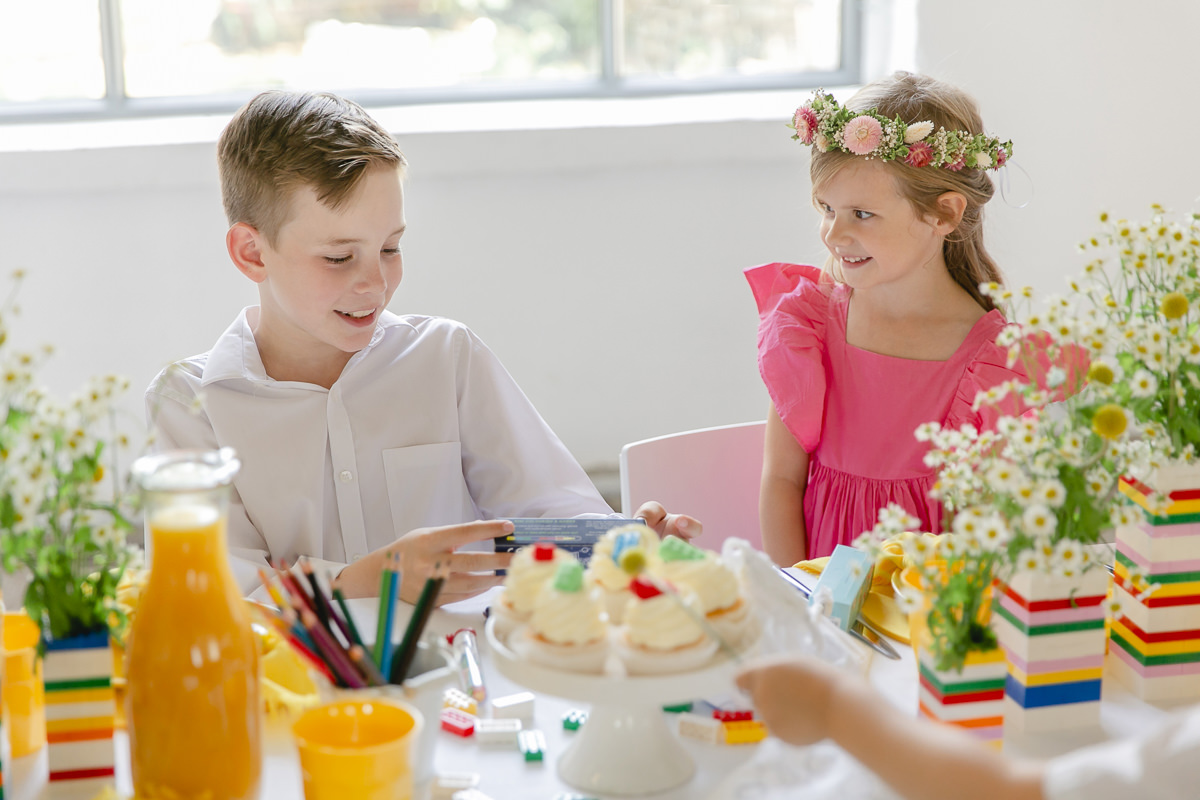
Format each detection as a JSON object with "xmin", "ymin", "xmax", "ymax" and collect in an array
[{"xmin": 217, "ymin": 91, "xmax": 407, "ymax": 245}]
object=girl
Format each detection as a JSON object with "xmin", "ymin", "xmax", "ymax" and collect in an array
[{"xmin": 748, "ymin": 71, "xmax": 1020, "ymax": 565}]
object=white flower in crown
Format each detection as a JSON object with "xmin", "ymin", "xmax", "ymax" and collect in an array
[
  {"xmin": 973, "ymin": 151, "xmax": 993, "ymax": 169},
  {"xmin": 904, "ymin": 121, "xmax": 934, "ymax": 143}
]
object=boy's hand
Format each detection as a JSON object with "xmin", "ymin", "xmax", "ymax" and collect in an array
[
  {"xmin": 337, "ymin": 520, "xmax": 514, "ymax": 605},
  {"xmin": 634, "ymin": 500, "xmax": 702, "ymax": 541},
  {"xmin": 735, "ymin": 654, "xmax": 839, "ymax": 746}
]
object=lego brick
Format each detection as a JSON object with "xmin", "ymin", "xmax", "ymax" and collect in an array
[
  {"xmin": 1109, "ymin": 631, "xmax": 1200, "ymax": 667},
  {"xmin": 721, "ymin": 719, "xmax": 768, "ymax": 744},
  {"xmin": 1115, "ymin": 525, "xmax": 1200, "ymax": 566},
  {"xmin": 439, "ymin": 708, "xmax": 477, "ymax": 738},
  {"xmin": 1004, "ymin": 675, "xmax": 1101, "ymax": 709},
  {"xmin": 561, "ymin": 710, "xmax": 587, "ymax": 731},
  {"xmin": 450, "ymin": 791, "xmax": 495, "ymax": 800},
  {"xmin": 1109, "ymin": 619, "xmax": 1200, "ymax": 657},
  {"xmin": 997, "ymin": 569, "xmax": 1110, "ymax": 605},
  {"xmin": 1000, "ymin": 651, "xmax": 1103, "ymax": 676},
  {"xmin": 1109, "ymin": 642, "xmax": 1200, "ymax": 678},
  {"xmin": 1006, "ymin": 663, "xmax": 1102, "ymax": 687},
  {"xmin": 1111, "ymin": 583, "xmax": 1200, "ymax": 633},
  {"xmin": 677, "ymin": 712, "xmax": 722, "ymax": 744},
  {"xmin": 432, "ymin": 772, "xmax": 481, "ymax": 800},
  {"xmin": 810, "ymin": 545, "xmax": 874, "ymax": 631},
  {"xmin": 1115, "ymin": 551, "xmax": 1200, "ymax": 583},
  {"xmin": 661, "ymin": 701, "xmax": 693, "ymax": 713},
  {"xmin": 518, "ymin": 729, "xmax": 546, "ymax": 762},
  {"xmin": 443, "ymin": 687, "xmax": 479, "ymax": 716},
  {"xmin": 491, "ymin": 691, "xmax": 535, "ymax": 722},
  {"xmin": 917, "ymin": 689, "xmax": 1004, "ymax": 723},
  {"xmin": 1108, "ymin": 649, "xmax": 1200, "ymax": 701},
  {"xmin": 996, "ymin": 592, "xmax": 1106, "ymax": 628},
  {"xmin": 1002, "ymin": 696, "xmax": 1100, "ymax": 733},
  {"xmin": 712, "ymin": 709, "xmax": 753, "ymax": 722},
  {"xmin": 995, "ymin": 616, "xmax": 1107, "ymax": 662},
  {"xmin": 474, "ymin": 718, "xmax": 523, "ymax": 746}
]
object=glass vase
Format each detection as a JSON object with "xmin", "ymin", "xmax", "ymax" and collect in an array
[{"xmin": 127, "ymin": 448, "xmax": 261, "ymax": 800}]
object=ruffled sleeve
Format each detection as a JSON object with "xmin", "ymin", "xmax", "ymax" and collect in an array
[
  {"xmin": 947, "ymin": 319, "xmax": 1092, "ymax": 433},
  {"xmin": 745, "ymin": 263, "xmax": 833, "ymax": 452}
]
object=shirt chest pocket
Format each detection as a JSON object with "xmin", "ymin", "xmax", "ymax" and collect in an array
[{"xmin": 382, "ymin": 442, "xmax": 477, "ymax": 537}]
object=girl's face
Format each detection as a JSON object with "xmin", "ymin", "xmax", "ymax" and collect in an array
[{"xmin": 813, "ymin": 159, "xmax": 948, "ymax": 294}]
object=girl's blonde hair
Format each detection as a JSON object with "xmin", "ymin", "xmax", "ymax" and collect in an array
[{"xmin": 810, "ymin": 71, "xmax": 1003, "ymax": 311}]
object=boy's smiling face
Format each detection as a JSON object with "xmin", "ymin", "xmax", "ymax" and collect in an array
[{"xmin": 236, "ymin": 164, "xmax": 406, "ymax": 384}]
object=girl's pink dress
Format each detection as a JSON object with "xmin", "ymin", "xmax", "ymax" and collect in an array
[{"xmin": 746, "ymin": 262, "xmax": 1025, "ymax": 560}]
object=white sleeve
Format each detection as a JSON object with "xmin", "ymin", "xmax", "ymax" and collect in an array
[
  {"xmin": 452, "ymin": 326, "xmax": 616, "ymax": 520},
  {"xmin": 145, "ymin": 366, "xmax": 274, "ymax": 596},
  {"xmin": 1042, "ymin": 706, "xmax": 1200, "ymax": 800}
]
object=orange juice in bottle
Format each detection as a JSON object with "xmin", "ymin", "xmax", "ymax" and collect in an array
[{"xmin": 127, "ymin": 448, "xmax": 261, "ymax": 800}]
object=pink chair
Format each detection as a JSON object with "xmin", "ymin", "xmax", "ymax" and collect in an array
[{"xmin": 619, "ymin": 421, "xmax": 766, "ymax": 552}]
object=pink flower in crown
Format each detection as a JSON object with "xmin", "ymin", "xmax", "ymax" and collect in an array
[
  {"xmin": 842, "ymin": 115, "xmax": 883, "ymax": 155},
  {"xmin": 996, "ymin": 147, "xmax": 1008, "ymax": 167},
  {"xmin": 944, "ymin": 154, "xmax": 966, "ymax": 172},
  {"xmin": 904, "ymin": 142, "xmax": 933, "ymax": 168},
  {"xmin": 792, "ymin": 106, "xmax": 818, "ymax": 145}
]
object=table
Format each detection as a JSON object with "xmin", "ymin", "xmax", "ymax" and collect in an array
[{"xmin": 5, "ymin": 573, "xmax": 1181, "ymax": 800}]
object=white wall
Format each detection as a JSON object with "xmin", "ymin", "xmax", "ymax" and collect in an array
[{"xmin": 0, "ymin": 0, "xmax": 1197, "ymax": 481}]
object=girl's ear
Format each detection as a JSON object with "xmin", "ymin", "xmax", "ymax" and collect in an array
[
  {"xmin": 932, "ymin": 191, "xmax": 967, "ymax": 235},
  {"xmin": 226, "ymin": 222, "xmax": 269, "ymax": 284}
]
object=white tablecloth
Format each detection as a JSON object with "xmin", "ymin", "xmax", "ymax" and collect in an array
[{"xmin": 6, "ymin": 572, "xmax": 1182, "ymax": 800}]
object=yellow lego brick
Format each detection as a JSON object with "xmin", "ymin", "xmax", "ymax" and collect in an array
[{"xmin": 722, "ymin": 719, "xmax": 768, "ymax": 744}]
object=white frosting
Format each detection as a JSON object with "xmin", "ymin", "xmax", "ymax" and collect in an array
[
  {"xmin": 504, "ymin": 546, "xmax": 577, "ymax": 615},
  {"xmin": 588, "ymin": 524, "xmax": 659, "ymax": 590},
  {"xmin": 653, "ymin": 556, "xmax": 741, "ymax": 615},
  {"xmin": 529, "ymin": 584, "xmax": 606, "ymax": 646},
  {"xmin": 622, "ymin": 589, "xmax": 707, "ymax": 650}
]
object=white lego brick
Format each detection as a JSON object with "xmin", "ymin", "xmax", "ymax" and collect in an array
[
  {"xmin": 432, "ymin": 772, "xmax": 481, "ymax": 800},
  {"xmin": 1002, "ymin": 696, "xmax": 1100, "ymax": 733},
  {"xmin": 677, "ymin": 711, "xmax": 723, "ymax": 744},
  {"xmin": 491, "ymin": 691, "xmax": 535, "ymax": 721},
  {"xmin": 474, "ymin": 717, "xmax": 523, "ymax": 746}
]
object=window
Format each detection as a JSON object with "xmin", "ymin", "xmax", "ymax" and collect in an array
[{"xmin": 0, "ymin": 0, "xmax": 859, "ymax": 121}]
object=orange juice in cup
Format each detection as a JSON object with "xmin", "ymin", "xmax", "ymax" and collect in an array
[{"xmin": 127, "ymin": 448, "xmax": 261, "ymax": 800}]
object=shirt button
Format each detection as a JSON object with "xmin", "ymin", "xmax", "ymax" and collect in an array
[
  {"xmin": 352, "ymin": 553, "xmax": 364, "ymax": 561},
  {"xmin": 339, "ymin": 470, "xmax": 353, "ymax": 483}
]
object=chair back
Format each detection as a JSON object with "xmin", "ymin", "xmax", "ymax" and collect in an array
[{"xmin": 619, "ymin": 420, "xmax": 766, "ymax": 551}]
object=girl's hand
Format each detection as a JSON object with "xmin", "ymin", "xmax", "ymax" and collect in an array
[
  {"xmin": 735, "ymin": 654, "xmax": 840, "ymax": 746},
  {"xmin": 634, "ymin": 500, "xmax": 702, "ymax": 541}
]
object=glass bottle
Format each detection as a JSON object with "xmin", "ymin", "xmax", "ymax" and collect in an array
[{"xmin": 127, "ymin": 448, "xmax": 261, "ymax": 800}]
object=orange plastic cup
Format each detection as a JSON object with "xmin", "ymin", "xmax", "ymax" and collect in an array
[
  {"xmin": 3, "ymin": 611, "xmax": 46, "ymax": 757},
  {"xmin": 292, "ymin": 698, "xmax": 422, "ymax": 800}
]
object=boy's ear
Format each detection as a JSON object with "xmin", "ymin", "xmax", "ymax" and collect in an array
[
  {"xmin": 226, "ymin": 222, "xmax": 268, "ymax": 284},
  {"xmin": 932, "ymin": 191, "xmax": 967, "ymax": 234}
]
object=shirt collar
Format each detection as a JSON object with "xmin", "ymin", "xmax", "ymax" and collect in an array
[{"xmin": 200, "ymin": 307, "xmax": 404, "ymax": 386}]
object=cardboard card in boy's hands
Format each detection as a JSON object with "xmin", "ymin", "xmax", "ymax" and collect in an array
[{"xmin": 494, "ymin": 517, "xmax": 643, "ymax": 567}]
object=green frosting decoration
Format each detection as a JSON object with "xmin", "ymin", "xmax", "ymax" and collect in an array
[
  {"xmin": 658, "ymin": 535, "xmax": 706, "ymax": 562},
  {"xmin": 552, "ymin": 561, "xmax": 585, "ymax": 592}
]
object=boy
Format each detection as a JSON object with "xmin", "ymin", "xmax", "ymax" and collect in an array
[{"xmin": 147, "ymin": 91, "xmax": 696, "ymax": 604}]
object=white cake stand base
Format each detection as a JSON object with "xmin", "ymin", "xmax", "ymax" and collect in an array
[{"xmin": 486, "ymin": 617, "xmax": 749, "ymax": 796}]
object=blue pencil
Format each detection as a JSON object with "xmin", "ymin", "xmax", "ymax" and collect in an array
[{"xmin": 379, "ymin": 553, "xmax": 401, "ymax": 677}]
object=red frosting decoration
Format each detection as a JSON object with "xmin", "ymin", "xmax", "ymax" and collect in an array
[
  {"xmin": 532, "ymin": 543, "xmax": 556, "ymax": 562},
  {"xmin": 629, "ymin": 576, "xmax": 663, "ymax": 599}
]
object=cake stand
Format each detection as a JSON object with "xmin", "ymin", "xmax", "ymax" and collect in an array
[{"xmin": 485, "ymin": 617, "xmax": 748, "ymax": 796}]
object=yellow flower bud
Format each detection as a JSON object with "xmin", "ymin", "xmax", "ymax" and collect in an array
[
  {"xmin": 1092, "ymin": 404, "xmax": 1128, "ymax": 440},
  {"xmin": 1087, "ymin": 363, "xmax": 1115, "ymax": 386},
  {"xmin": 1161, "ymin": 291, "xmax": 1189, "ymax": 320}
]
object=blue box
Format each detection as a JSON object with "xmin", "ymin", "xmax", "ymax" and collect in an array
[{"xmin": 810, "ymin": 545, "xmax": 874, "ymax": 631}]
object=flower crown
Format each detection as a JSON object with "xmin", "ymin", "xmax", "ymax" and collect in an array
[{"xmin": 790, "ymin": 90, "xmax": 1013, "ymax": 171}]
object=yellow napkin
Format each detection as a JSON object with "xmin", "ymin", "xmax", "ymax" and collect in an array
[{"xmin": 793, "ymin": 532, "xmax": 938, "ymax": 645}]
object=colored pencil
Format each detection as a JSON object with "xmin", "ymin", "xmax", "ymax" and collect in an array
[
  {"xmin": 257, "ymin": 567, "xmax": 290, "ymax": 610},
  {"xmin": 330, "ymin": 577, "xmax": 365, "ymax": 648},
  {"xmin": 389, "ymin": 571, "xmax": 445, "ymax": 684},
  {"xmin": 373, "ymin": 553, "xmax": 396, "ymax": 668},
  {"xmin": 278, "ymin": 609, "xmax": 338, "ymax": 685},
  {"xmin": 348, "ymin": 645, "xmax": 388, "ymax": 686},
  {"xmin": 379, "ymin": 553, "xmax": 401, "ymax": 679},
  {"xmin": 299, "ymin": 559, "xmax": 333, "ymax": 628},
  {"xmin": 299, "ymin": 609, "xmax": 366, "ymax": 689}
]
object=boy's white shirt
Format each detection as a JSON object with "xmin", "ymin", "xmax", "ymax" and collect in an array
[
  {"xmin": 146, "ymin": 306, "xmax": 614, "ymax": 595},
  {"xmin": 1042, "ymin": 703, "xmax": 1200, "ymax": 798}
]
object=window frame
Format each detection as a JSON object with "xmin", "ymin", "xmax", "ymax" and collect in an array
[{"xmin": 1, "ymin": 0, "xmax": 862, "ymax": 124}]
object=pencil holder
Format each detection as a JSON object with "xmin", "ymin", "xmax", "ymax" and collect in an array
[
  {"xmin": 323, "ymin": 640, "xmax": 455, "ymax": 787},
  {"xmin": 1110, "ymin": 467, "xmax": 1200, "ymax": 703}
]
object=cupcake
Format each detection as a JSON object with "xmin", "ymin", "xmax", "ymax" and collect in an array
[
  {"xmin": 587, "ymin": 523, "xmax": 660, "ymax": 623},
  {"xmin": 616, "ymin": 576, "xmax": 718, "ymax": 674},
  {"xmin": 516, "ymin": 561, "xmax": 610, "ymax": 673},
  {"xmin": 651, "ymin": 535, "xmax": 752, "ymax": 648},
  {"xmin": 494, "ymin": 543, "xmax": 577, "ymax": 636}
]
